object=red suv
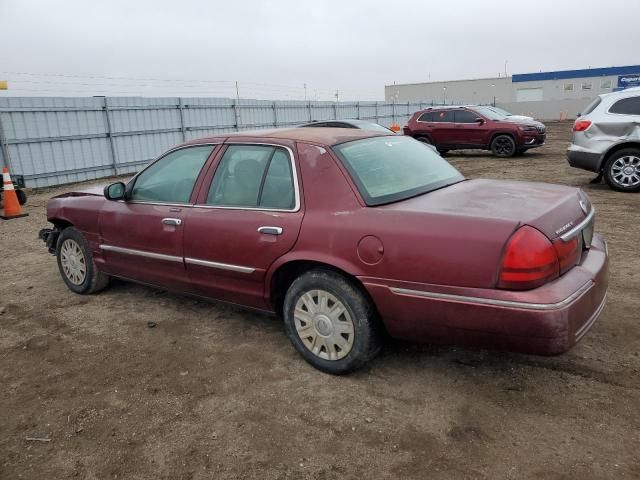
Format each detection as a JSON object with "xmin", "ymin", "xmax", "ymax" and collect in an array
[{"xmin": 403, "ymin": 106, "xmax": 546, "ymax": 157}]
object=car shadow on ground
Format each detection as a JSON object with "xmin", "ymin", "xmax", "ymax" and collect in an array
[
  {"xmin": 107, "ymin": 279, "xmax": 619, "ymax": 387},
  {"xmin": 444, "ymin": 151, "xmax": 545, "ymax": 159}
]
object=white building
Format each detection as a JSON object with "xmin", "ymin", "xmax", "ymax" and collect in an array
[{"xmin": 385, "ymin": 65, "xmax": 640, "ymax": 120}]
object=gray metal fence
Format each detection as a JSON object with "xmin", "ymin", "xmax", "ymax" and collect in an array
[{"xmin": 0, "ymin": 96, "xmax": 433, "ymax": 188}]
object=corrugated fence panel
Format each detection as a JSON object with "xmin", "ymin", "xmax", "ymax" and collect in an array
[
  {"xmin": 0, "ymin": 96, "xmax": 427, "ymax": 187},
  {"xmin": 0, "ymin": 97, "xmax": 112, "ymax": 187}
]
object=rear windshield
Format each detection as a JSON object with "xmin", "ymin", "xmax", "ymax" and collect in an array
[
  {"xmin": 582, "ymin": 97, "xmax": 602, "ymax": 116},
  {"xmin": 332, "ymin": 136, "xmax": 464, "ymax": 206}
]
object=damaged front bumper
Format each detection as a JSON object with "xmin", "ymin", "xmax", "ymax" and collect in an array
[{"xmin": 38, "ymin": 228, "xmax": 60, "ymax": 254}]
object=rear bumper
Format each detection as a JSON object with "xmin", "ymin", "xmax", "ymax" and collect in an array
[
  {"xmin": 360, "ymin": 234, "xmax": 608, "ymax": 355},
  {"xmin": 567, "ymin": 145, "xmax": 603, "ymax": 172}
]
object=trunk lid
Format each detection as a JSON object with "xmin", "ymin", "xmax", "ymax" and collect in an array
[{"xmin": 383, "ymin": 179, "xmax": 592, "ymax": 242}]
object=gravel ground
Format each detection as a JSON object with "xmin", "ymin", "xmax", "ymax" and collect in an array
[{"xmin": 1, "ymin": 121, "xmax": 639, "ymax": 479}]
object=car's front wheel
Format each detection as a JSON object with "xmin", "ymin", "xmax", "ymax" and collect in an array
[
  {"xmin": 604, "ymin": 149, "xmax": 640, "ymax": 192},
  {"xmin": 56, "ymin": 227, "xmax": 109, "ymax": 294},
  {"xmin": 491, "ymin": 135, "xmax": 516, "ymax": 157},
  {"xmin": 283, "ymin": 269, "xmax": 382, "ymax": 374}
]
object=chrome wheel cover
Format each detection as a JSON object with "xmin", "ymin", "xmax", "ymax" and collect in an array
[
  {"xmin": 60, "ymin": 239, "xmax": 87, "ymax": 285},
  {"xmin": 294, "ymin": 290, "xmax": 355, "ymax": 361},
  {"xmin": 611, "ymin": 155, "xmax": 640, "ymax": 188}
]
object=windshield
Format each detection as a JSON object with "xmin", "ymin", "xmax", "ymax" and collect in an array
[
  {"xmin": 471, "ymin": 106, "xmax": 507, "ymax": 120},
  {"xmin": 351, "ymin": 121, "xmax": 394, "ymax": 133},
  {"xmin": 332, "ymin": 136, "xmax": 464, "ymax": 206}
]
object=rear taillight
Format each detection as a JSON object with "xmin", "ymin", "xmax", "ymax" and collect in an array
[
  {"xmin": 497, "ymin": 226, "xmax": 559, "ymax": 290},
  {"xmin": 573, "ymin": 120, "xmax": 592, "ymax": 132},
  {"xmin": 553, "ymin": 235, "xmax": 581, "ymax": 275}
]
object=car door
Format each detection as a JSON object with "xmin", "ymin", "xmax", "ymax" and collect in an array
[
  {"xmin": 429, "ymin": 110, "xmax": 457, "ymax": 147},
  {"xmin": 99, "ymin": 144, "xmax": 216, "ymax": 291},
  {"xmin": 453, "ymin": 109, "xmax": 484, "ymax": 146},
  {"xmin": 183, "ymin": 142, "xmax": 304, "ymax": 309}
]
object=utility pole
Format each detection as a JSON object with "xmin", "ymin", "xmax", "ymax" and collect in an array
[
  {"xmin": 304, "ymin": 83, "xmax": 307, "ymax": 101},
  {"xmin": 334, "ymin": 90, "xmax": 339, "ymax": 103},
  {"xmin": 234, "ymin": 81, "xmax": 241, "ymax": 130}
]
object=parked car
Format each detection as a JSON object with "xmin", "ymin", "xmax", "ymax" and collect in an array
[
  {"xmin": 39, "ymin": 128, "xmax": 607, "ymax": 374},
  {"xmin": 299, "ymin": 119, "xmax": 395, "ymax": 133},
  {"xmin": 567, "ymin": 87, "xmax": 640, "ymax": 192},
  {"xmin": 300, "ymin": 118, "xmax": 438, "ymax": 152},
  {"xmin": 485, "ymin": 105, "xmax": 535, "ymax": 122},
  {"xmin": 403, "ymin": 105, "xmax": 546, "ymax": 157}
]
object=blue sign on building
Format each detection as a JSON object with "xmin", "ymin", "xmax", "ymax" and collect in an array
[{"xmin": 618, "ymin": 74, "xmax": 640, "ymax": 89}]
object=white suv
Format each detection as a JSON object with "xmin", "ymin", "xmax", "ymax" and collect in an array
[{"xmin": 567, "ymin": 87, "xmax": 640, "ymax": 192}]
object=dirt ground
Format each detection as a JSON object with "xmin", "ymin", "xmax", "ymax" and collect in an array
[{"xmin": 1, "ymin": 121, "xmax": 639, "ymax": 479}]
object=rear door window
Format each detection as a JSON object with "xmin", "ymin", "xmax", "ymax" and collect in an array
[
  {"xmin": 431, "ymin": 110, "xmax": 454, "ymax": 122},
  {"xmin": 418, "ymin": 112, "xmax": 433, "ymax": 122},
  {"xmin": 205, "ymin": 145, "xmax": 296, "ymax": 210},
  {"xmin": 609, "ymin": 96, "xmax": 640, "ymax": 115}
]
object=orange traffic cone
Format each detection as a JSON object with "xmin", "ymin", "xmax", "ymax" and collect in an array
[{"xmin": 1, "ymin": 167, "xmax": 28, "ymax": 219}]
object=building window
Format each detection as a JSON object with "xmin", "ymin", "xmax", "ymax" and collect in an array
[
  {"xmin": 564, "ymin": 83, "xmax": 574, "ymax": 91},
  {"xmin": 581, "ymin": 82, "xmax": 592, "ymax": 90},
  {"xmin": 601, "ymin": 79, "xmax": 612, "ymax": 89}
]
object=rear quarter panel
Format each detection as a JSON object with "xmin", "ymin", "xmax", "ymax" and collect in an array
[{"xmin": 269, "ymin": 142, "xmax": 517, "ymax": 294}]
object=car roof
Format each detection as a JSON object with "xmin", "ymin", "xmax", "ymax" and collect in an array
[
  {"xmin": 299, "ymin": 118, "xmax": 380, "ymax": 127},
  {"xmin": 418, "ymin": 105, "xmax": 471, "ymax": 111},
  {"xmin": 182, "ymin": 127, "xmax": 391, "ymax": 147}
]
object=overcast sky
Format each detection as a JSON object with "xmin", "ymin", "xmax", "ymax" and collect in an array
[{"xmin": 1, "ymin": 0, "xmax": 638, "ymax": 100}]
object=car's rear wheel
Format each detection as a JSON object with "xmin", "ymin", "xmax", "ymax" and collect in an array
[
  {"xmin": 604, "ymin": 149, "xmax": 640, "ymax": 192},
  {"xmin": 56, "ymin": 227, "xmax": 109, "ymax": 294},
  {"xmin": 416, "ymin": 136, "xmax": 432, "ymax": 145},
  {"xmin": 491, "ymin": 135, "xmax": 516, "ymax": 157},
  {"xmin": 283, "ymin": 269, "xmax": 382, "ymax": 374}
]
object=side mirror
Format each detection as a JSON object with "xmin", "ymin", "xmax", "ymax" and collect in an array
[
  {"xmin": 475, "ymin": 117, "xmax": 485, "ymax": 124},
  {"xmin": 104, "ymin": 182, "xmax": 126, "ymax": 201}
]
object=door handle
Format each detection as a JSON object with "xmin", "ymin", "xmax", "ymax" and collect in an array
[
  {"xmin": 257, "ymin": 226, "xmax": 283, "ymax": 235},
  {"xmin": 162, "ymin": 218, "xmax": 182, "ymax": 226}
]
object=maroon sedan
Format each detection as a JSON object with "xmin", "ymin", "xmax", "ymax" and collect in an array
[{"xmin": 39, "ymin": 128, "xmax": 608, "ymax": 374}]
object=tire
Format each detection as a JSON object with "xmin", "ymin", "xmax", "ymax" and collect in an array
[
  {"xmin": 438, "ymin": 149, "xmax": 449, "ymax": 155},
  {"xmin": 56, "ymin": 227, "xmax": 109, "ymax": 294},
  {"xmin": 283, "ymin": 269, "xmax": 383, "ymax": 374},
  {"xmin": 416, "ymin": 136, "xmax": 432, "ymax": 145},
  {"xmin": 603, "ymin": 148, "xmax": 640, "ymax": 193},
  {"xmin": 16, "ymin": 189, "xmax": 27, "ymax": 206},
  {"xmin": 491, "ymin": 135, "xmax": 516, "ymax": 158}
]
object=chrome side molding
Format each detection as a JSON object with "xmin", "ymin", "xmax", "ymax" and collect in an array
[
  {"xmin": 100, "ymin": 245, "xmax": 256, "ymax": 273},
  {"xmin": 184, "ymin": 257, "xmax": 255, "ymax": 274},
  {"xmin": 389, "ymin": 280, "xmax": 593, "ymax": 311},
  {"xmin": 99, "ymin": 244, "xmax": 183, "ymax": 263}
]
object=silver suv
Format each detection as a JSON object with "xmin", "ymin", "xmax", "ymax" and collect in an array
[{"xmin": 567, "ymin": 87, "xmax": 640, "ymax": 192}]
